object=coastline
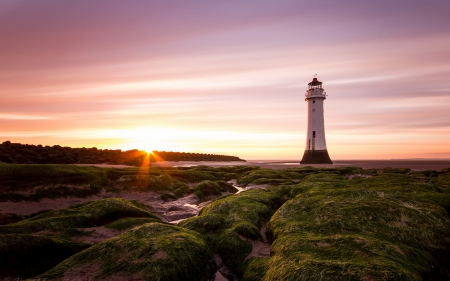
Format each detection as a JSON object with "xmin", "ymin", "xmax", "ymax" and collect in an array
[{"xmin": 75, "ymin": 159, "xmax": 450, "ymax": 171}]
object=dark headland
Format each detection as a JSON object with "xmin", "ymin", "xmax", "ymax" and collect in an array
[{"xmin": 0, "ymin": 141, "xmax": 245, "ymax": 165}]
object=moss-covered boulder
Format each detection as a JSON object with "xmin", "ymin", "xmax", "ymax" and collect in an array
[
  {"xmin": 193, "ymin": 180, "xmax": 238, "ymax": 200},
  {"xmin": 115, "ymin": 174, "xmax": 172, "ymax": 191},
  {"xmin": 0, "ymin": 234, "xmax": 88, "ymax": 279},
  {"xmin": 179, "ymin": 188, "xmax": 284, "ymax": 275},
  {"xmin": 104, "ymin": 217, "xmax": 162, "ymax": 231},
  {"xmin": 242, "ymin": 172, "xmax": 450, "ymax": 280},
  {"xmin": 0, "ymin": 198, "xmax": 160, "ymax": 235},
  {"xmin": 39, "ymin": 223, "xmax": 216, "ymax": 281},
  {"xmin": 0, "ymin": 164, "xmax": 107, "ymax": 201},
  {"xmin": 0, "ymin": 213, "xmax": 24, "ymax": 225}
]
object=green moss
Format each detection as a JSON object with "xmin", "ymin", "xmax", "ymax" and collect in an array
[
  {"xmin": 242, "ymin": 257, "xmax": 270, "ymax": 281},
  {"xmin": 115, "ymin": 174, "xmax": 172, "ymax": 191},
  {"xmin": 217, "ymin": 229, "xmax": 252, "ymax": 272},
  {"xmin": 231, "ymin": 221, "xmax": 261, "ymax": 239},
  {"xmin": 237, "ymin": 169, "xmax": 289, "ymax": 186},
  {"xmin": 0, "ymin": 213, "xmax": 24, "ymax": 225},
  {"xmin": 244, "ymin": 172, "xmax": 450, "ymax": 280},
  {"xmin": 166, "ymin": 169, "xmax": 220, "ymax": 183},
  {"xmin": 179, "ymin": 188, "xmax": 283, "ymax": 276},
  {"xmin": 161, "ymin": 193, "xmax": 177, "ymax": 201},
  {"xmin": 216, "ymin": 180, "xmax": 239, "ymax": 193},
  {"xmin": 0, "ymin": 164, "xmax": 107, "ymax": 201},
  {"xmin": 173, "ymin": 183, "xmax": 192, "ymax": 198},
  {"xmin": 383, "ymin": 167, "xmax": 411, "ymax": 174},
  {"xmin": 0, "ymin": 234, "xmax": 89, "ymax": 279},
  {"xmin": 104, "ymin": 217, "xmax": 162, "ymax": 231},
  {"xmin": 235, "ymin": 167, "xmax": 356, "ymax": 187},
  {"xmin": 0, "ymin": 198, "xmax": 160, "ymax": 235},
  {"xmin": 39, "ymin": 223, "xmax": 216, "ymax": 281},
  {"xmin": 178, "ymin": 214, "xmax": 225, "ymax": 234}
]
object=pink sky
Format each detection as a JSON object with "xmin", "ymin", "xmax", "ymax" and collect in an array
[{"xmin": 1, "ymin": 0, "xmax": 450, "ymax": 160}]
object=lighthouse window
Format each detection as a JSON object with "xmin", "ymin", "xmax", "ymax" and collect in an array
[
  {"xmin": 313, "ymin": 100, "xmax": 315, "ymax": 103},
  {"xmin": 313, "ymin": 109, "xmax": 315, "ymax": 112},
  {"xmin": 313, "ymin": 131, "xmax": 316, "ymax": 138}
]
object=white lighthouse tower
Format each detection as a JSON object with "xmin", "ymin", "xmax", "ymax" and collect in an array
[{"xmin": 300, "ymin": 75, "xmax": 333, "ymax": 164}]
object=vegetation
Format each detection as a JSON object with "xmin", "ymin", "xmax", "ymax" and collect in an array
[
  {"xmin": 0, "ymin": 234, "xmax": 88, "ymax": 279},
  {"xmin": 0, "ymin": 213, "xmax": 24, "ymax": 225},
  {"xmin": 105, "ymin": 217, "xmax": 165, "ymax": 231},
  {"xmin": 1, "ymin": 163, "xmax": 450, "ymax": 279},
  {"xmin": 0, "ymin": 164, "xmax": 107, "ymax": 201},
  {"xmin": 0, "ymin": 141, "xmax": 244, "ymax": 165},
  {"xmin": 39, "ymin": 223, "xmax": 216, "ymax": 281},
  {"xmin": 0, "ymin": 164, "xmax": 258, "ymax": 201},
  {"xmin": 0, "ymin": 198, "xmax": 160, "ymax": 235},
  {"xmin": 179, "ymin": 188, "xmax": 284, "ymax": 276},
  {"xmin": 235, "ymin": 166, "xmax": 366, "ymax": 186},
  {"xmin": 193, "ymin": 180, "xmax": 238, "ymax": 200},
  {"xmin": 242, "ymin": 170, "xmax": 450, "ymax": 280}
]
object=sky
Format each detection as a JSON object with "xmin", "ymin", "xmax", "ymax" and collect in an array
[{"xmin": 1, "ymin": 0, "xmax": 450, "ymax": 160}]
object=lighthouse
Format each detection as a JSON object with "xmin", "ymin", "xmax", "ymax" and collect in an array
[{"xmin": 300, "ymin": 76, "xmax": 333, "ymax": 164}]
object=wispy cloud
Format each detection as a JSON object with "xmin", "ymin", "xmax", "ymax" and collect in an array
[{"xmin": 0, "ymin": 114, "xmax": 60, "ymax": 120}]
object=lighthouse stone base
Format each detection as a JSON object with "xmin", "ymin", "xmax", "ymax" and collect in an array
[{"xmin": 300, "ymin": 150, "xmax": 333, "ymax": 164}]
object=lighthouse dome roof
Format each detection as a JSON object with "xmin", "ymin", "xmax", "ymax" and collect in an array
[{"xmin": 308, "ymin": 77, "xmax": 322, "ymax": 86}]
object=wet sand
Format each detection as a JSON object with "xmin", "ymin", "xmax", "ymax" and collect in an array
[{"xmin": 93, "ymin": 159, "xmax": 450, "ymax": 171}]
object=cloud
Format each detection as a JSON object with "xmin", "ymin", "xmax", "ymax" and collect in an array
[{"xmin": 1, "ymin": 1, "xmax": 450, "ymax": 159}]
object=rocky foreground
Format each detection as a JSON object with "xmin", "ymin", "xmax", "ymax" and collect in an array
[{"xmin": 0, "ymin": 164, "xmax": 449, "ymax": 280}]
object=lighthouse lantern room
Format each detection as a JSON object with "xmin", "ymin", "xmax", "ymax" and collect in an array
[{"xmin": 300, "ymin": 75, "xmax": 333, "ymax": 164}]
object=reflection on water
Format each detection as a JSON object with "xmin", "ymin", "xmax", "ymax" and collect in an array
[
  {"xmin": 213, "ymin": 266, "xmax": 237, "ymax": 281},
  {"xmin": 183, "ymin": 203, "xmax": 198, "ymax": 209}
]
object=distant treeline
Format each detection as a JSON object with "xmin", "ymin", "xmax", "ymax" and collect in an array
[{"xmin": 0, "ymin": 141, "xmax": 245, "ymax": 166}]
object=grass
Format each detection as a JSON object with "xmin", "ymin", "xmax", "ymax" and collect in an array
[
  {"xmin": 0, "ymin": 198, "xmax": 160, "ymax": 235},
  {"xmin": 0, "ymin": 234, "xmax": 89, "ymax": 279},
  {"xmin": 39, "ymin": 222, "xmax": 216, "ymax": 281}
]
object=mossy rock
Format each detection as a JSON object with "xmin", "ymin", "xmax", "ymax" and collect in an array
[
  {"xmin": 237, "ymin": 169, "xmax": 289, "ymax": 186},
  {"xmin": 0, "ymin": 164, "xmax": 107, "ymax": 201},
  {"xmin": 115, "ymin": 174, "xmax": 172, "ymax": 191},
  {"xmin": 178, "ymin": 214, "xmax": 226, "ymax": 233},
  {"xmin": 382, "ymin": 167, "xmax": 411, "ymax": 174},
  {"xmin": 39, "ymin": 223, "xmax": 216, "ymax": 281},
  {"xmin": 161, "ymin": 193, "xmax": 177, "ymax": 201},
  {"xmin": 244, "ymin": 172, "xmax": 450, "ymax": 280},
  {"xmin": 180, "ymin": 188, "xmax": 284, "ymax": 276},
  {"xmin": 0, "ymin": 213, "xmax": 24, "ymax": 225},
  {"xmin": 216, "ymin": 180, "xmax": 239, "ymax": 193},
  {"xmin": 166, "ymin": 169, "xmax": 220, "ymax": 183},
  {"xmin": 194, "ymin": 180, "xmax": 237, "ymax": 200},
  {"xmin": 0, "ymin": 234, "xmax": 89, "ymax": 279},
  {"xmin": 0, "ymin": 198, "xmax": 160, "ymax": 235},
  {"xmin": 104, "ymin": 217, "xmax": 162, "ymax": 231}
]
